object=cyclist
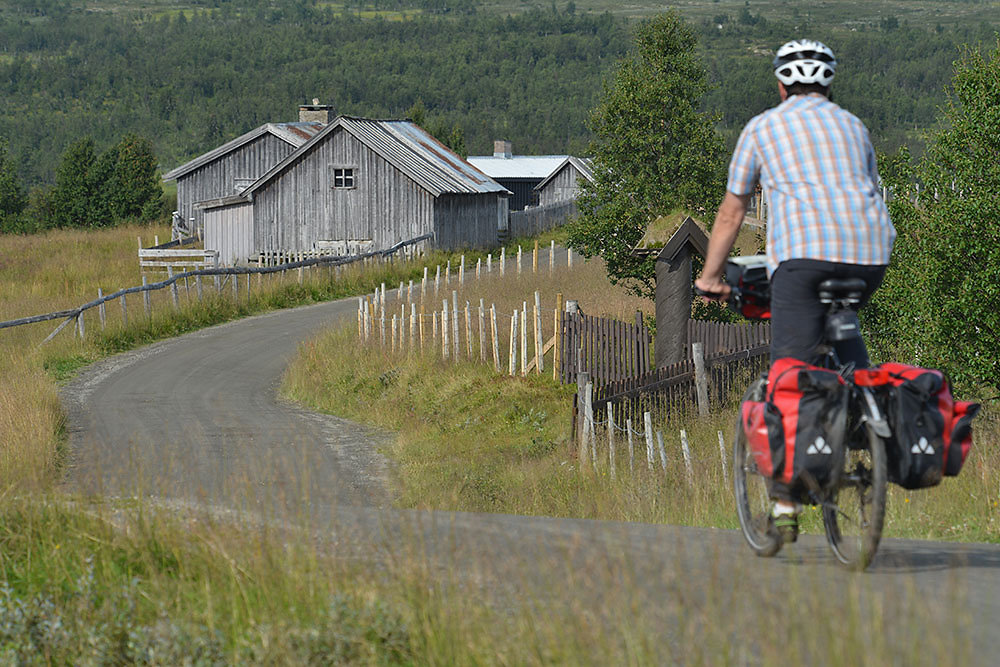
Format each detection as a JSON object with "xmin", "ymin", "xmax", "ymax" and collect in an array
[{"xmin": 695, "ymin": 39, "xmax": 896, "ymax": 540}]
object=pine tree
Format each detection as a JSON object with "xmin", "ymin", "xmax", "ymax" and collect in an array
[{"xmin": 0, "ymin": 141, "xmax": 28, "ymax": 232}]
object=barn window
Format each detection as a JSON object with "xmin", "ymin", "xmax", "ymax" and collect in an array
[{"xmin": 332, "ymin": 168, "xmax": 355, "ymax": 189}]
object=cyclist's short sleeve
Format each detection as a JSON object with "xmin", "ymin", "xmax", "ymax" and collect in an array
[{"xmin": 727, "ymin": 121, "xmax": 760, "ymax": 196}]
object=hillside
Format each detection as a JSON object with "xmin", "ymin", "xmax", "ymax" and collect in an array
[{"xmin": 0, "ymin": 0, "xmax": 997, "ymax": 186}]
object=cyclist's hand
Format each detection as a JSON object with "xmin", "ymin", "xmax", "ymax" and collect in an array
[{"xmin": 694, "ymin": 276, "xmax": 731, "ymax": 301}]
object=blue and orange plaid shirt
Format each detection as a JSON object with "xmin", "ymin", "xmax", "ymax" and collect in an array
[{"xmin": 727, "ymin": 93, "xmax": 896, "ymax": 275}]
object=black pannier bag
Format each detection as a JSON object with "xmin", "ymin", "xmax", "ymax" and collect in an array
[
  {"xmin": 742, "ymin": 358, "xmax": 849, "ymax": 493},
  {"xmin": 854, "ymin": 363, "xmax": 981, "ymax": 489}
]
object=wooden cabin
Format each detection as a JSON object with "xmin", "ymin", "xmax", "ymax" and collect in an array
[
  {"xmin": 534, "ymin": 156, "xmax": 594, "ymax": 206},
  {"xmin": 163, "ymin": 102, "xmax": 334, "ymax": 236},
  {"xmin": 200, "ymin": 116, "xmax": 509, "ymax": 265}
]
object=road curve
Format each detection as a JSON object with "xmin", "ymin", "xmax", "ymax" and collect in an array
[{"xmin": 61, "ymin": 292, "xmax": 1000, "ymax": 663}]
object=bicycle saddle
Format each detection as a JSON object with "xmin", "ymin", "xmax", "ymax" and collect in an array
[{"xmin": 818, "ymin": 278, "xmax": 867, "ymax": 303}]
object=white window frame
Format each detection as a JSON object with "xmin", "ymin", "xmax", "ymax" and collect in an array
[{"xmin": 330, "ymin": 166, "xmax": 356, "ymax": 189}]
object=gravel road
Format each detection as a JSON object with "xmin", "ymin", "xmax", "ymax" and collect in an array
[{"xmin": 60, "ymin": 288, "xmax": 1000, "ymax": 663}]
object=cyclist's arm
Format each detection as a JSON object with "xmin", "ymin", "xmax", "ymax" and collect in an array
[{"xmin": 695, "ymin": 191, "xmax": 752, "ymax": 298}]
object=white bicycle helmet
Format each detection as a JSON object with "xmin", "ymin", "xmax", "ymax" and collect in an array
[{"xmin": 773, "ymin": 39, "xmax": 836, "ymax": 87}]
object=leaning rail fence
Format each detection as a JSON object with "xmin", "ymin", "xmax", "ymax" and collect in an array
[
  {"xmin": 558, "ymin": 311, "xmax": 652, "ymax": 387},
  {"xmin": 0, "ymin": 233, "xmax": 433, "ymax": 343}
]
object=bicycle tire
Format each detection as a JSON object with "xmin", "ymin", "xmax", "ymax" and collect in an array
[
  {"xmin": 733, "ymin": 378, "xmax": 782, "ymax": 558},
  {"xmin": 821, "ymin": 424, "xmax": 887, "ymax": 570}
]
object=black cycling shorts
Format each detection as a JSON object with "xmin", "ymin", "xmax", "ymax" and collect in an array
[{"xmin": 769, "ymin": 259, "xmax": 887, "ymax": 368}]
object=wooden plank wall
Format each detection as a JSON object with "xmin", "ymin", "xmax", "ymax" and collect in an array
[
  {"xmin": 687, "ymin": 320, "xmax": 770, "ymax": 356},
  {"xmin": 177, "ymin": 133, "xmax": 295, "ymax": 236},
  {"xmin": 433, "ymin": 193, "xmax": 501, "ymax": 249},
  {"xmin": 537, "ymin": 165, "xmax": 586, "ymax": 207}
]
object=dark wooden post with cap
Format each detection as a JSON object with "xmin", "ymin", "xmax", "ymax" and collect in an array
[{"xmin": 654, "ymin": 217, "xmax": 709, "ymax": 369}]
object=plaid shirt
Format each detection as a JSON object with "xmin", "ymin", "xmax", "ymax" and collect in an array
[{"xmin": 727, "ymin": 94, "xmax": 895, "ymax": 275}]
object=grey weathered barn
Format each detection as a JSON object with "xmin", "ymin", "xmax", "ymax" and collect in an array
[
  {"xmin": 200, "ymin": 116, "xmax": 509, "ymax": 264},
  {"xmin": 163, "ymin": 103, "xmax": 334, "ymax": 236},
  {"xmin": 534, "ymin": 156, "xmax": 594, "ymax": 206}
]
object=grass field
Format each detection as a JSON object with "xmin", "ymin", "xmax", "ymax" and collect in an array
[{"xmin": 284, "ymin": 253, "xmax": 1000, "ymax": 544}]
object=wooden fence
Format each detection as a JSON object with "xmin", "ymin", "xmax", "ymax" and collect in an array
[
  {"xmin": 687, "ymin": 319, "xmax": 770, "ymax": 357},
  {"xmin": 0, "ymin": 234, "xmax": 433, "ymax": 343},
  {"xmin": 508, "ymin": 200, "xmax": 577, "ymax": 239},
  {"xmin": 558, "ymin": 311, "xmax": 652, "ymax": 386},
  {"xmin": 592, "ymin": 345, "xmax": 770, "ymax": 426}
]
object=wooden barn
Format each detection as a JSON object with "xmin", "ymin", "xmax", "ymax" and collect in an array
[
  {"xmin": 467, "ymin": 141, "xmax": 567, "ymax": 211},
  {"xmin": 163, "ymin": 102, "xmax": 334, "ymax": 236},
  {"xmin": 534, "ymin": 156, "xmax": 594, "ymax": 206},
  {"xmin": 200, "ymin": 116, "xmax": 509, "ymax": 265}
]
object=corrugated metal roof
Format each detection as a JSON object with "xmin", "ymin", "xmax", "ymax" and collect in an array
[
  {"xmin": 466, "ymin": 155, "xmax": 569, "ymax": 180},
  {"xmin": 162, "ymin": 121, "xmax": 325, "ymax": 181},
  {"xmin": 534, "ymin": 156, "xmax": 595, "ymax": 191},
  {"xmin": 245, "ymin": 116, "xmax": 509, "ymax": 198}
]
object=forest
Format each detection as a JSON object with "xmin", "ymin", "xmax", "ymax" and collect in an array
[{"xmin": 0, "ymin": 0, "xmax": 997, "ymax": 198}]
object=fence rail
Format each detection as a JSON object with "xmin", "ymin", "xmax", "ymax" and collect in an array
[{"xmin": 0, "ymin": 234, "xmax": 433, "ymax": 340}]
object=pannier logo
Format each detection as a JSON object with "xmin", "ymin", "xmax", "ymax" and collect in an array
[
  {"xmin": 807, "ymin": 436, "xmax": 833, "ymax": 455},
  {"xmin": 911, "ymin": 437, "xmax": 935, "ymax": 455}
]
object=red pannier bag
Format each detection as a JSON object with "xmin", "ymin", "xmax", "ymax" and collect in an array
[
  {"xmin": 741, "ymin": 358, "xmax": 849, "ymax": 489},
  {"xmin": 854, "ymin": 363, "xmax": 981, "ymax": 489}
]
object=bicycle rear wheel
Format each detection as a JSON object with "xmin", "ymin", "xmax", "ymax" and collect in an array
[
  {"xmin": 733, "ymin": 379, "xmax": 781, "ymax": 557},
  {"xmin": 822, "ymin": 424, "xmax": 887, "ymax": 570}
]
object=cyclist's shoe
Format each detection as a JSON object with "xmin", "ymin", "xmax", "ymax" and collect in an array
[
  {"xmin": 772, "ymin": 502, "xmax": 802, "ymax": 544},
  {"xmin": 773, "ymin": 514, "xmax": 799, "ymax": 544}
]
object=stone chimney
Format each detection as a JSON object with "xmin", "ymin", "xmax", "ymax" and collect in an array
[
  {"xmin": 299, "ymin": 98, "xmax": 336, "ymax": 124},
  {"xmin": 493, "ymin": 140, "xmax": 513, "ymax": 159}
]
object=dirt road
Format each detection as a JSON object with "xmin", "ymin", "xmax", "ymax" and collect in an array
[{"xmin": 61, "ymin": 293, "xmax": 1000, "ymax": 663}]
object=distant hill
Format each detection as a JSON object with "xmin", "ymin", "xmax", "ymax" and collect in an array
[{"xmin": 0, "ymin": 0, "xmax": 996, "ymax": 186}]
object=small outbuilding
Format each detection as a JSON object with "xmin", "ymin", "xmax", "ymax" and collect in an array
[
  {"xmin": 533, "ymin": 156, "xmax": 594, "ymax": 206},
  {"xmin": 200, "ymin": 116, "xmax": 510, "ymax": 265},
  {"xmin": 467, "ymin": 141, "xmax": 568, "ymax": 211}
]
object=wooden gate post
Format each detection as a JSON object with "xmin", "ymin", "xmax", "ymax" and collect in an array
[{"xmin": 692, "ymin": 341, "xmax": 710, "ymax": 417}]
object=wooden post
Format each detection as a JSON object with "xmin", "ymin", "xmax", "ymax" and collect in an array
[
  {"xmin": 520, "ymin": 301, "xmax": 527, "ymax": 376},
  {"xmin": 76, "ymin": 311, "xmax": 85, "ymax": 340},
  {"xmin": 476, "ymin": 257, "xmax": 481, "ymax": 280},
  {"xmin": 445, "ymin": 260, "xmax": 450, "ymax": 287},
  {"xmin": 680, "ymin": 429, "xmax": 694, "ymax": 482},
  {"xmin": 626, "ymin": 418, "xmax": 635, "ymax": 472},
  {"xmin": 154, "ymin": 234, "xmax": 159, "ymax": 246},
  {"xmin": 435, "ymin": 265, "xmax": 440, "ymax": 296},
  {"xmin": 408, "ymin": 279, "xmax": 414, "ymax": 303},
  {"xmin": 297, "ymin": 266, "xmax": 303, "ymax": 285},
  {"xmin": 358, "ymin": 298, "xmax": 364, "ymax": 341},
  {"xmin": 499, "ymin": 248, "xmax": 505, "ymax": 277},
  {"xmin": 246, "ymin": 273, "xmax": 251, "ymax": 301},
  {"xmin": 142, "ymin": 276, "xmax": 151, "ymax": 319},
  {"xmin": 442, "ymin": 299, "xmax": 449, "ymax": 359},
  {"xmin": 550, "ymin": 240, "xmax": 555, "ymax": 273},
  {"xmin": 460, "ymin": 255, "xmax": 465, "ymax": 286},
  {"xmin": 568, "ymin": 248, "xmax": 573, "ymax": 269},
  {"xmin": 693, "ymin": 342, "xmax": 710, "ymax": 417},
  {"xmin": 656, "ymin": 431, "xmax": 668, "ymax": 472},
  {"xmin": 517, "ymin": 245, "xmax": 522, "ymax": 275},
  {"xmin": 120, "ymin": 292, "xmax": 127, "ymax": 327},
  {"xmin": 533, "ymin": 240, "xmax": 538, "ymax": 273},
  {"xmin": 410, "ymin": 303, "xmax": 417, "ymax": 349},
  {"xmin": 380, "ymin": 305, "xmax": 386, "ymax": 347},
  {"xmin": 585, "ymin": 381, "xmax": 596, "ymax": 467},
  {"xmin": 718, "ymin": 431, "xmax": 729, "ymax": 484},
  {"xmin": 608, "ymin": 403, "xmax": 616, "ymax": 480},
  {"xmin": 487, "ymin": 253, "xmax": 492, "ymax": 274},
  {"xmin": 391, "ymin": 314, "xmax": 397, "ymax": 353},
  {"xmin": 464, "ymin": 301, "xmax": 472, "ymax": 359},
  {"xmin": 422, "ymin": 267, "xmax": 428, "ymax": 301},
  {"xmin": 196, "ymin": 275, "xmax": 203, "ymax": 301},
  {"xmin": 491, "ymin": 304, "xmax": 500, "ymax": 372},
  {"xmin": 576, "ymin": 371, "xmax": 590, "ymax": 465},
  {"xmin": 97, "ymin": 289, "xmax": 106, "ymax": 330},
  {"xmin": 419, "ymin": 304, "xmax": 425, "ymax": 350},
  {"xmin": 432, "ymin": 310, "xmax": 438, "ymax": 345},
  {"xmin": 644, "ymin": 412, "xmax": 655, "ymax": 471},
  {"xmin": 167, "ymin": 267, "xmax": 179, "ymax": 310},
  {"xmin": 554, "ymin": 292, "xmax": 564, "ymax": 382},
  {"xmin": 478, "ymin": 299, "xmax": 486, "ymax": 363},
  {"xmin": 508, "ymin": 309, "xmax": 518, "ymax": 375},
  {"xmin": 232, "ymin": 271, "xmax": 238, "ymax": 301},
  {"xmin": 533, "ymin": 291, "xmax": 543, "ymax": 374},
  {"xmin": 451, "ymin": 291, "xmax": 459, "ymax": 361},
  {"xmin": 399, "ymin": 303, "xmax": 406, "ymax": 348}
]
